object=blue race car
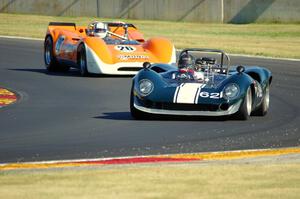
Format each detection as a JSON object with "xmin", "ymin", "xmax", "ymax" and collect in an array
[{"xmin": 130, "ymin": 48, "xmax": 272, "ymax": 120}]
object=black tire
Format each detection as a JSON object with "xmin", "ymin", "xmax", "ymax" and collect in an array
[
  {"xmin": 235, "ymin": 86, "xmax": 252, "ymax": 120},
  {"xmin": 44, "ymin": 36, "xmax": 58, "ymax": 71},
  {"xmin": 78, "ymin": 44, "xmax": 89, "ymax": 76},
  {"xmin": 253, "ymin": 83, "xmax": 270, "ymax": 116},
  {"xmin": 44, "ymin": 36, "xmax": 69, "ymax": 72},
  {"xmin": 130, "ymin": 86, "xmax": 148, "ymax": 120}
]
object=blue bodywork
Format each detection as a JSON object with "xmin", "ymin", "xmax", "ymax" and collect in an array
[{"xmin": 131, "ymin": 49, "xmax": 272, "ymax": 117}]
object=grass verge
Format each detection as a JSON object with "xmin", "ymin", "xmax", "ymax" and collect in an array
[
  {"xmin": 0, "ymin": 13, "xmax": 300, "ymax": 58},
  {"xmin": 0, "ymin": 162, "xmax": 299, "ymax": 199}
]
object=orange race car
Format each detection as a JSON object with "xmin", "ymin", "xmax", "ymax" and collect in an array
[{"xmin": 44, "ymin": 21, "xmax": 176, "ymax": 76}]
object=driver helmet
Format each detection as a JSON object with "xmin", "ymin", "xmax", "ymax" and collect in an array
[
  {"xmin": 88, "ymin": 21, "xmax": 108, "ymax": 38},
  {"xmin": 178, "ymin": 53, "xmax": 195, "ymax": 69}
]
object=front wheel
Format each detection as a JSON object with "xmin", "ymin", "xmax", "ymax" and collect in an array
[
  {"xmin": 235, "ymin": 86, "xmax": 252, "ymax": 120},
  {"xmin": 78, "ymin": 44, "xmax": 89, "ymax": 76},
  {"xmin": 130, "ymin": 86, "xmax": 148, "ymax": 120}
]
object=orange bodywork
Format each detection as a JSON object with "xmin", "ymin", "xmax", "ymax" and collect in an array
[{"xmin": 45, "ymin": 22, "xmax": 175, "ymax": 69}]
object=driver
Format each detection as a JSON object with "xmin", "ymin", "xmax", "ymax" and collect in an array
[
  {"xmin": 87, "ymin": 21, "xmax": 108, "ymax": 38},
  {"xmin": 178, "ymin": 53, "xmax": 194, "ymax": 70},
  {"xmin": 177, "ymin": 53, "xmax": 204, "ymax": 80}
]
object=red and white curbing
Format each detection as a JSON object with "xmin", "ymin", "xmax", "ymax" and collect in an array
[
  {"xmin": 0, "ymin": 88, "xmax": 17, "ymax": 108},
  {"xmin": 1, "ymin": 147, "xmax": 299, "ymax": 171}
]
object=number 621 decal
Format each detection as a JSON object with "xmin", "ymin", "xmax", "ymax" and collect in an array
[{"xmin": 199, "ymin": 92, "xmax": 223, "ymax": 99}]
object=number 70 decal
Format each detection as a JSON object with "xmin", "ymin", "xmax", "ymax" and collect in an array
[{"xmin": 199, "ymin": 92, "xmax": 223, "ymax": 99}]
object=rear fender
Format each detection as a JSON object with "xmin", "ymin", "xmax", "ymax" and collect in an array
[
  {"xmin": 245, "ymin": 67, "xmax": 272, "ymax": 88},
  {"xmin": 244, "ymin": 67, "xmax": 272, "ymax": 107},
  {"xmin": 127, "ymin": 28, "xmax": 145, "ymax": 42},
  {"xmin": 46, "ymin": 23, "xmax": 76, "ymax": 44},
  {"xmin": 44, "ymin": 29, "xmax": 61, "ymax": 55},
  {"xmin": 109, "ymin": 26, "xmax": 145, "ymax": 42}
]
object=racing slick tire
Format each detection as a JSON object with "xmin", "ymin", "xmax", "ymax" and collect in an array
[
  {"xmin": 78, "ymin": 44, "xmax": 89, "ymax": 76},
  {"xmin": 130, "ymin": 86, "xmax": 148, "ymax": 120},
  {"xmin": 44, "ymin": 36, "xmax": 59, "ymax": 71},
  {"xmin": 253, "ymin": 83, "xmax": 270, "ymax": 116},
  {"xmin": 44, "ymin": 36, "xmax": 69, "ymax": 72},
  {"xmin": 235, "ymin": 86, "xmax": 252, "ymax": 120}
]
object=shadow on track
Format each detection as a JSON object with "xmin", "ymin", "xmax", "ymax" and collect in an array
[
  {"xmin": 8, "ymin": 68, "xmax": 134, "ymax": 78},
  {"xmin": 9, "ymin": 68, "xmax": 81, "ymax": 77},
  {"xmin": 95, "ymin": 112, "xmax": 229, "ymax": 122},
  {"xmin": 94, "ymin": 112, "xmax": 133, "ymax": 121}
]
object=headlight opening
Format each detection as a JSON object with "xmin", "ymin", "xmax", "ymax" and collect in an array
[
  {"xmin": 223, "ymin": 83, "xmax": 239, "ymax": 100},
  {"xmin": 139, "ymin": 79, "xmax": 154, "ymax": 96}
]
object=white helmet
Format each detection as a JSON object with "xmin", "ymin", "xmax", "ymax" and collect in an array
[{"xmin": 88, "ymin": 22, "xmax": 108, "ymax": 38}]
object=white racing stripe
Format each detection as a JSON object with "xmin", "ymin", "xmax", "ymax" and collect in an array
[
  {"xmin": 174, "ymin": 83, "xmax": 205, "ymax": 104},
  {"xmin": 173, "ymin": 85, "xmax": 180, "ymax": 103},
  {"xmin": 194, "ymin": 84, "xmax": 206, "ymax": 103}
]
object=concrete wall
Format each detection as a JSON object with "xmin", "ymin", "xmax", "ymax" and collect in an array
[
  {"xmin": 117, "ymin": 0, "xmax": 222, "ymax": 23},
  {"xmin": 0, "ymin": 0, "xmax": 97, "ymax": 16},
  {"xmin": 0, "ymin": 0, "xmax": 299, "ymax": 23},
  {"xmin": 224, "ymin": 0, "xmax": 300, "ymax": 23}
]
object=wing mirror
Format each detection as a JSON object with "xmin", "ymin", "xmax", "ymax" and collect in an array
[
  {"xmin": 143, "ymin": 62, "xmax": 151, "ymax": 69},
  {"xmin": 236, "ymin": 65, "xmax": 245, "ymax": 74}
]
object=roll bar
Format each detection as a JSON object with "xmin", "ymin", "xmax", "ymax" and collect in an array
[{"xmin": 179, "ymin": 48, "xmax": 231, "ymax": 75}]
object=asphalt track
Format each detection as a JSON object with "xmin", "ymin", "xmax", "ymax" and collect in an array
[{"xmin": 0, "ymin": 38, "xmax": 299, "ymax": 163}]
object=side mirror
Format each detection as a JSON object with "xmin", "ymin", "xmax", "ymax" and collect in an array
[
  {"xmin": 143, "ymin": 62, "xmax": 151, "ymax": 69},
  {"xmin": 236, "ymin": 65, "xmax": 245, "ymax": 74}
]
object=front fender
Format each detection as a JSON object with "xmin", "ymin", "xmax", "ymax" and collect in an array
[
  {"xmin": 219, "ymin": 73, "xmax": 254, "ymax": 103},
  {"xmin": 84, "ymin": 37, "xmax": 113, "ymax": 64},
  {"xmin": 133, "ymin": 69, "xmax": 174, "ymax": 102}
]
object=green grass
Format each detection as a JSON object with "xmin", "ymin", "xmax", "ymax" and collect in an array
[
  {"xmin": 1, "ymin": 163, "xmax": 300, "ymax": 199},
  {"xmin": 0, "ymin": 13, "xmax": 300, "ymax": 58},
  {"xmin": 1, "ymin": 13, "xmax": 299, "ymax": 199}
]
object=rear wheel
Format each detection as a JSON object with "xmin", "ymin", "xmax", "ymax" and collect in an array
[
  {"xmin": 44, "ymin": 36, "xmax": 69, "ymax": 72},
  {"xmin": 78, "ymin": 44, "xmax": 89, "ymax": 76},
  {"xmin": 235, "ymin": 86, "xmax": 252, "ymax": 120},
  {"xmin": 44, "ymin": 36, "xmax": 58, "ymax": 71},
  {"xmin": 253, "ymin": 83, "xmax": 270, "ymax": 116}
]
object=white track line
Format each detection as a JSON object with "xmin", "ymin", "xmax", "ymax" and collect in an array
[
  {"xmin": 0, "ymin": 35, "xmax": 299, "ymax": 62},
  {"xmin": 229, "ymin": 53, "xmax": 300, "ymax": 62},
  {"xmin": 0, "ymin": 35, "xmax": 43, "ymax": 41}
]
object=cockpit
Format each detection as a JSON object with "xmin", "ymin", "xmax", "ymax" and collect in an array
[
  {"xmin": 86, "ymin": 21, "xmax": 142, "ymax": 45},
  {"xmin": 171, "ymin": 52, "xmax": 227, "ymax": 83}
]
